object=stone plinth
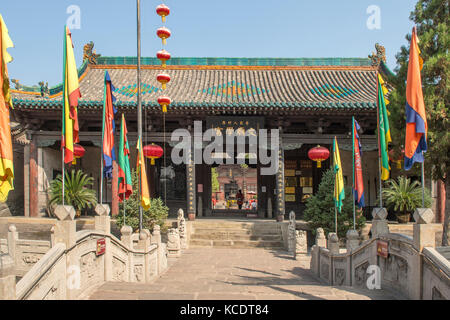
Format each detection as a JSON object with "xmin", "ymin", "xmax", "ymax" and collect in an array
[
  {"xmin": 346, "ymin": 229, "xmax": 359, "ymax": 252},
  {"xmin": 370, "ymin": 208, "xmax": 389, "ymax": 238},
  {"xmin": 327, "ymin": 233, "xmax": 339, "ymax": 255},
  {"xmin": 413, "ymin": 208, "xmax": 436, "ymax": 251},
  {"xmin": 120, "ymin": 225, "xmax": 133, "ymax": 249}
]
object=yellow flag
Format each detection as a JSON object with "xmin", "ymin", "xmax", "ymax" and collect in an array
[
  {"xmin": 0, "ymin": 14, "xmax": 14, "ymax": 202},
  {"xmin": 137, "ymin": 138, "xmax": 150, "ymax": 210}
]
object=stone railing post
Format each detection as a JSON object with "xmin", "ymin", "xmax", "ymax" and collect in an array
[
  {"xmin": 7, "ymin": 225, "xmax": 17, "ymax": 263},
  {"xmin": 177, "ymin": 209, "xmax": 188, "ymax": 249},
  {"xmin": 294, "ymin": 230, "xmax": 307, "ymax": 260},
  {"xmin": 287, "ymin": 211, "xmax": 296, "ymax": 253},
  {"xmin": 346, "ymin": 229, "xmax": 359, "ymax": 252},
  {"xmin": 315, "ymin": 228, "xmax": 327, "ymax": 247},
  {"xmin": 411, "ymin": 208, "xmax": 435, "ymax": 300},
  {"xmin": 138, "ymin": 230, "xmax": 151, "ymax": 282},
  {"xmin": 370, "ymin": 208, "xmax": 389, "ymax": 238},
  {"xmin": 0, "ymin": 253, "xmax": 15, "ymax": 300},
  {"xmin": 327, "ymin": 233, "xmax": 339, "ymax": 255},
  {"xmin": 311, "ymin": 228, "xmax": 326, "ymax": 277},
  {"xmin": 95, "ymin": 204, "xmax": 112, "ymax": 282},
  {"xmin": 152, "ymin": 225, "xmax": 164, "ymax": 275},
  {"xmin": 120, "ymin": 225, "xmax": 134, "ymax": 282},
  {"xmin": 167, "ymin": 228, "xmax": 181, "ymax": 258}
]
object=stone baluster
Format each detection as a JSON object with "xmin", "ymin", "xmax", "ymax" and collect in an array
[
  {"xmin": 327, "ymin": 233, "xmax": 340, "ymax": 255},
  {"xmin": 294, "ymin": 230, "xmax": 308, "ymax": 260},
  {"xmin": 120, "ymin": 225, "xmax": 134, "ymax": 282},
  {"xmin": 315, "ymin": 228, "xmax": 327, "ymax": 247},
  {"xmin": 413, "ymin": 208, "xmax": 435, "ymax": 251},
  {"xmin": 152, "ymin": 225, "xmax": 164, "ymax": 275},
  {"xmin": 0, "ymin": 254, "xmax": 15, "ymax": 300},
  {"xmin": 167, "ymin": 228, "xmax": 181, "ymax": 258},
  {"xmin": 346, "ymin": 229, "xmax": 360, "ymax": 252},
  {"xmin": 95, "ymin": 204, "xmax": 112, "ymax": 282},
  {"xmin": 287, "ymin": 211, "xmax": 296, "ymax": 253},
  {"xmin": 370, "ymin": 208, "xmax": 389, "ymax": 238},
  {"xmin": 7, "ymin": 225, "xmax": 17, "ymax": 263},
  {"xmin": 138, "ymin": 230, "xmax": 151, "ymax": 282},
  {"xmin": 310, "ymin": 228, "xmax": 326, "ymax": 277},
  {"xmin": 177, "ymin": 209, "xmax": 187, "ymax": 249}
]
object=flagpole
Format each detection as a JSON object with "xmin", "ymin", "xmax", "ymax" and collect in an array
[
  {"xmin": 421, "ymin": 153, "xmax": 425, "ymax": 207},
  {"xmin": 352, "ymin": 117, "xmax": 356, "ymax": 230},
  {"xmin": 333, "ymin": 137, "xmax": 338, "ymax": 234},
  {"xmin": 376, "ymin": 71, "xmax": 383, "ymax": 208},
  {"xmin": 62, "ymin": 27, "xmax": 66, "ymax": 206},
  {"xmin": 100, "ymin": 71, "xmax": 106, "ymax": 205},
  {"xmin": 137, "ymin": 0, "xmax": 143, "ymax": 233}
]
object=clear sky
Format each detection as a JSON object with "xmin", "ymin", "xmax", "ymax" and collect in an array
[{"xmin": 0, "ymin": 0, "xmax": 417, "ymax": 87}]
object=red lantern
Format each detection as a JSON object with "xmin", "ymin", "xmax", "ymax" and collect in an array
[
  {"xmin": 157, "ymin": 73, "xmax": 171, "ymax": 90},
  {"xmin": 308, "ymin": 145, "xmax": 330, "ymax": 168},
  {"xmin": 156, "ymin": 27, "xmax": 171, "ymax": 45},
  {"xmin": 72, "ymin": 144, "xmax": 86, "ymax": 165},
  {"xmin": 156, "ymin": 50, "xmax": 171, "ymax": 68},
  {"xmin": 143, "ymin": 144, "xmax": 164, "ymax": 165},
  {"xmin": 158, "ymin": 96, "xmax": 171, "ymax": 113},
  {"xmin": 156, "ymin": 4, "xmax": 170, "ymax": 23}
]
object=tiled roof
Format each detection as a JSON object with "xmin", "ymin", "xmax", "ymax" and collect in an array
[{"xmin": 12, "ymin": 57, "xmax": 377, "ymax": 110}]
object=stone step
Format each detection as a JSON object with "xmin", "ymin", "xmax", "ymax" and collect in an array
[
  {"xmin": 189, "ymin": 239, "xmax": 284, "ymax": 248},
  {"xmin": 192, "ymin": 228, "xmax": 281, "ymax": 236},
  {"xmin": 190, "ymin": 233, "xmax": 282, "ymax": 241},
  {"xmin": 192, "ymin": 223, "xmax": 281, "ymax": 230}
]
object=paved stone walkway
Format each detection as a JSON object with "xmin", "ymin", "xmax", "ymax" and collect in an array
[{"xmin": 89, "ymin": 248, "xmax": 402, "ymax": 300}]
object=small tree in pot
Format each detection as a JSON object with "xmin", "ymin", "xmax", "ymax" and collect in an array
[
  {"xmin": 381, "ymin": 176, "xmax": 431, "ymax": 224},
  {"xmin": 48, "ymin": 170, "xmax": 98, "ymax": 217}
]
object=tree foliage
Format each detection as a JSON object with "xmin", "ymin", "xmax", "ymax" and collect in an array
[
  {"xmin": 116, "ymin": 169, "xmax": 169, "ymax": 233},
  {"xmin": 303, "ymin": 169, "xmax": 365, "ymax": 239}
]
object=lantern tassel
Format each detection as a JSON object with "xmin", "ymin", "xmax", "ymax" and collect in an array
[
  {"xmin": 317, "ymin": 161, "xmax": 322, "ymax": 168},
  {"xmin": 162, "ymin": 16, "xmax": 166, "ymax": 23},
  {"xmin": 151, "ymin": 158, "xmax": 155, "ymax": 165},
  {"xmin": 162, "ymin": 38, "xmax": 166, "ymax": 45},
  {"xmin": 162, "ymin": 61, "xmax": 166, "ymax": 68},
  {"xmin": 162, "ymin": 105, "xmax": 167, "ymax": 113},
  {"xmin": 162, "ymin": 83, "xmax": 166, "ymax": 90}
]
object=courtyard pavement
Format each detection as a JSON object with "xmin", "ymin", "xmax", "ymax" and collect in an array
[{"xmin": 88, "ymin": 248, "xmax": 403, "ymax": 300}]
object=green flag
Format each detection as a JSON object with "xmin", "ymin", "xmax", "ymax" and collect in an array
[
  {"xmin": 378, "ymin": 74, "xmax": 391, "ymax": 180},
  {"xmin": 333, "ymin": 137, "xmax": 345, "ymax": 213},
  {"xmin": 118, "ymin": 114, "xmax": 132, "ymax": 201}
]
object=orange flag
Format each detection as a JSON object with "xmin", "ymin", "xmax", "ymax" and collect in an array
[
  {"xmin": 0, "ymin": 14, "xmax": 14, "ymax": 202},
  {"xmin": 137, "ymin": 138, "xmax": 150, "ymax": 210}
]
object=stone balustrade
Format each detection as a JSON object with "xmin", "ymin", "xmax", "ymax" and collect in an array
[
  {"xmin": 0, "ymin": 205, "xmax": 186, "ymax": 300},
  {"xmin": 310, "ymin": 208, "xmax": 450, "ymax": 300}
]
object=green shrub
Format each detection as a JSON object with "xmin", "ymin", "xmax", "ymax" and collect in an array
[
  {"xmin": 116, "ymin": 169, "xmax": 168, "ymax": 233},
  {"xmin": 303, "ymin": 169, "xmax": 365, "ymax": 238}
]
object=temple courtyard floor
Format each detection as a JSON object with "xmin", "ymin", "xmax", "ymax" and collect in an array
[{"xmin": 88, "ymin": 248, "xmax": 404, "ymax": 300}]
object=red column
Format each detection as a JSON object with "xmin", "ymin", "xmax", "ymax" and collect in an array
[
  {"xmin": 29, "ymin": 138, "xmax": 38, "ymax": 217},
  {"xmin": 111, "ymin": 161, "xmax": 119, "ymax": 216},
  {"xmin": 437, "ymin": 180, "xmax": 446, "ymax": 223}
]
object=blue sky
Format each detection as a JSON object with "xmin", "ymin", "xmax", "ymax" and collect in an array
[{"xmin": 1, "ymin": 0, "xmax": 417, "ymax": 87}]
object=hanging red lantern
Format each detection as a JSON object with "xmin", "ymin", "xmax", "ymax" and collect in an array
[
  {"xmin": 156, "ymin": 50, "xmax": 171, "ymax": 68},
  {"xmin": 308, "ymin": 145, "xmax": 330, "ymax": 168},
  {"xmin": 156, "ymin": 27, "xmax": 171, "ymax": 45},
  {"xmin": 156, "ymin": 4, "xmax": 170, "ymax": 23},
  {"xmin": 72, "ymin": 144, "xmax": 86, "ymax": 165},
  {"xmin": 157, "ymin": 73, "xmax": 171, "ymax": 90},
  {"xmin": 143, "ymin": 144, "xmax": 164, "ymax": 165},
  {"xmin": 158, "ymin": 95, "xmax": 171, "ymax": 113}
]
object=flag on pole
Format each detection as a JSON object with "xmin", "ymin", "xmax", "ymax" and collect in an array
[
  {"xmin": 102, "ymin": 71, "xmax": 117, "ymax": 178},
  {"xmin": 61, "ymin": 26, "xmax": 81, "ymax": 164},
  {"xmin": 0, "ymin": 15, "xmax": 14, "ymax": 202},
  {"xmin": 118, "ymin": 114, "xmax": 132, "ymax": 202},
  {"xmin": 353, "ymin": 118, "xmax": 365, "ymax": 208},
  {"xmin": 404, "ymin": 26, "xmax": 427, "ymax": 170},
  {"xmin": 378, "ymin": 74, "xmax": 391, "ymax": 180},
  {"xmin": 333, "ymin": 137, "xmax": 345, "ymax": 213},
  {"xmin": 137, "ymin": 138, "xmax": 150, "ymax": 210}
]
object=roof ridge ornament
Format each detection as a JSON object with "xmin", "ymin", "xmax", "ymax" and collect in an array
[
  {"xmin": 83, "ymin": 41, "xmax": 101, "ymax": 65},
  {"xmin": 368, "ymin": 43, "xmax": 386, "ymax": 67}
]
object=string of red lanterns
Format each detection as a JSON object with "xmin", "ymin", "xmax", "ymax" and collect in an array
[{"xmin": 156, "ymin": 3, "xmax": 171, "ymax": 113}]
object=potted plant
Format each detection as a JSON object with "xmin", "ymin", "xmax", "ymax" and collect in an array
[
  {"xmin": 381, "ymin": 176, "xmax": 431, "ymax": 224},
  {"xmin": 48, "ymin": 170, "xmax": 98, "ymax": 217}
]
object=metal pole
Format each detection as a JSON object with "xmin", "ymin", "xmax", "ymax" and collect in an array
[
  {"xmin": 421, "ymin": 152, "xmax": 425, "ymax": 207},
  {"xmin": 352, "ymin": 117, "xmax": 356, "ymax": 230},
  {"xmin": 137, "ymin": 0, "xmax": 143, "ymax": 233},
  {"xmin": 62, "ymin": 149, "xmax": 65, "ymax": 206}
]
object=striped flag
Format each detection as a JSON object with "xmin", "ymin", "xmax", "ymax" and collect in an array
[
  {"xmin": 102, "ymin": 71, "xmax": 117, "ymax": 178},
  {"xmin": 61, "ymin": 26, "xmax": 81, "ymax": 164},
  {"xmin": 378, "ymin": 74, "xmax": 391, "ymax": 180},
  {"xmin": 0, "ymin": 15, "xmax": 14, "ymax": 202},
  {"xmin": 404, "ymin": 27, "xmax": 427, "ymax": 170},
  {"xmin": 353, "ymin": 118, "xmax": 365, "ymax": 208},
  {"xmin": 137, "ymin": 138, "xmax": 150, "ymax": 210},
  {"xmin": 118, "ymin": 114, "xmax": 132, "ymax": 201},
  {"xmin": 333, "ymin": 137, "xmax": 345, "ymax": 213}
]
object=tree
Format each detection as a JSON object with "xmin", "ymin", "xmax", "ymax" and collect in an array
[
  {"xmin": 388, "ymin": 0, "xmax": 449, "ymax": 245},
  {"xmin": 211, "ymin": 167, "xmax": 219, "ymax": 193},
  {"xmin": 303, "ymin": 169, "xmax": 366, "ymax": 239},
  {"xmin": 116, "ymin": 169, "xmax": 169, "ymax": 233}
]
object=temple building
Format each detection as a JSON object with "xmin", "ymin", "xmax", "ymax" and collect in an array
[{"xmin": 5, "ymin": 43, "xmax": 396, "ymax": 221}]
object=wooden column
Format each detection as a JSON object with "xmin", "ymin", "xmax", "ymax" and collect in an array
[
  {"xmin": 111, "ymin": 161, "xmax": 119, "ymax": 216},
  {"xmin": 187, "ymin": 135, "xmax": 196, "ymax": 221},
  {"xmin": 276, "ymin": 130, "xmax": 285, "ymax": 221},
  {"xmin": 29, "ymin": 137, "xmax": 39, "ymax": 218}
]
